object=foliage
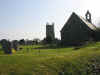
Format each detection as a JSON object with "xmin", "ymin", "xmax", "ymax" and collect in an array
[
  {"xmin": 33, "ymin": 38, "xmax": 40, "ymax": 44},
  {"xmin": 19, "ymin": 39, "xmax": 25, "ymax": 45}
]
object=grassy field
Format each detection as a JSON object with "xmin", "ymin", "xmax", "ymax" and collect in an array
[
  {"xmin": 0, "ymin": 45, "xmax": 4, "ymax": 54},
  {"xmin": 0, "ymin": 42, "xmax": 100, "ymax": 75}
]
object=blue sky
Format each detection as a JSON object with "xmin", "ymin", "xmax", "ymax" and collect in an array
[{"xmin": 0, "ymin": 0, "xmax": 100, "ymax": 40}]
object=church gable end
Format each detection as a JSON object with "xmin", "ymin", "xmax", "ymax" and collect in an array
[{"xmin": 61, "ymin": 12, "xmax": 97, "ymax": 45}]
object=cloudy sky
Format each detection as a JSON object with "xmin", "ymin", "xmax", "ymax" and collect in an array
[{"xmin": 0, "ymin": 0, "xmax": 100, "ymax": 40}]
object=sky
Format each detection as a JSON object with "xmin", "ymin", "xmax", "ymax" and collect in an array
[{"xmin": 0, "ymin": 0, "xmax": 100, "ymax": 40}]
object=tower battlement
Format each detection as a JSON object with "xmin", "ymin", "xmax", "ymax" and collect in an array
[{"xmin": 46, "ymin": 23, "xmax": 55, "ymax": 41}]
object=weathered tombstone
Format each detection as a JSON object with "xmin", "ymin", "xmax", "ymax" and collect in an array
[{"xmin": 0, "ymin": 39, "xmax": 12, "ymax": 54}]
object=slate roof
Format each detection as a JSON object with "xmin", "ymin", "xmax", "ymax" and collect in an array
[
  {"xmin": 61, "ymin": 12, "xmax": 98, "ymax": 32},
  {"xmin": 78, "ymin": 16, "xmax": 97, "ymax": 31}
]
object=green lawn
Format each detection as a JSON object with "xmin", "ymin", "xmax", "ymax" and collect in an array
[
  {"xmin": 0, "ymin": 45, "xmax": 4, "ymax": 54},
  {"xmin": 16, "ymin": 45, "xmax": 74, "ymax": 56},
  {"xmin": 0, "ymin": 42, "xmax": 100, "ymax": 75}
]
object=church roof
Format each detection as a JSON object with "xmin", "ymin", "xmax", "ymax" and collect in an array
[
  {"xmin": 78, "ymin": 16, "xmax": 97, "ymax": 31},
  {"xmin": 61, "ymin": 12, "xmax": 98, "ymax": 32}
]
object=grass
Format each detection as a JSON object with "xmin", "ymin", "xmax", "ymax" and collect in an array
[
  {"xmin": 0, "ymin": 45, "xmax": 4, "ymax": 54},
  {"xmin": 16, "ymin": 45, "xmax": 74, "ymax": 56},
  {"xmin": 0, "ymin": 42, "xmax": 100, "ymax": 75}
]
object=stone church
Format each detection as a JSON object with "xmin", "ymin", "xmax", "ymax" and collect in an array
[{"xmin": 60, "ymin": 11, "xmax": 100, "ymax": 45}]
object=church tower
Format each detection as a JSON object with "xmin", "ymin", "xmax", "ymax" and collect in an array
[
  {"xmin": 85, "ymin": 10, "xmax": 92, "ymax": 23},
  {"xmin": 46, "ymin": 22, "xmax": 55, "ymax": 43}
]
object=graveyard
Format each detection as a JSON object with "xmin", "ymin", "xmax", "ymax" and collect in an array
[{"xmin": 0, "ymin": 42, "xmax": 100, "ymax": 75}]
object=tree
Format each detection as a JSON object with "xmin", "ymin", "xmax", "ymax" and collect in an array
[
  {"xmin": 0, "ymin": 39, "xmax": 12, "ymax": 54},
  {"xmin": 26, "ymin": 40, "xmax": 33, "ymax": 45},
  {"xmin": 33, "ymin": 38, "xmax": 40, "ymax": 44},
  {"xmin": 19, "ymin": 39, "xmax": 25, "ymax": 45}
]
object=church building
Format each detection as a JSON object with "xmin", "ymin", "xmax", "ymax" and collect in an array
[{"xmin": 60, "ymin": 11, "xmax": 100, "ymax": 45}]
